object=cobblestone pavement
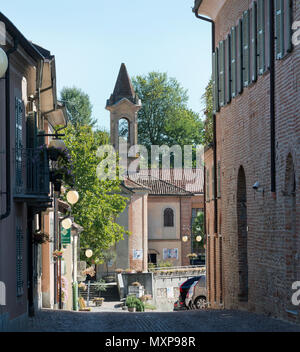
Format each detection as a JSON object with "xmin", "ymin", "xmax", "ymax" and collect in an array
[{"xmin": 23, "ymin": 308, "xmax": 300, "ymax": 332}]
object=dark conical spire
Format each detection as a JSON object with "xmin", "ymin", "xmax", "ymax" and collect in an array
[{"xmin": 106, "ymin": 63, "xmax": 138, "ymax": 106}]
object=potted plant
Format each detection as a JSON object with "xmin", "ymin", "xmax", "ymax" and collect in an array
[
  {"xmin": 126, "ymin": 295, "xmax": 145, "ymax": 312},
  {"xmin": 115, "ymin": 268, "xmax": 124, "ymax": 274},
  {"xmin": 33, "ymin": 231, "xmax": 50, "ymax": 245},
  {"xmin": 52, "ymin": 250, "xmax": 63, "ymax": 259},
  {"xmin": 128, "ymin": 282, "xmax": 144, "ymax": 298}
]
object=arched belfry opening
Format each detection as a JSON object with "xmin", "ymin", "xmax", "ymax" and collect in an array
[
  {"xmin": 237, "ymin": 166, "xmax": 248, "ymax": 302},
  {"xmin": 118, "ymin": 117, "xmax": 130, "ymax": 144},
  {"xmin": 284, "ymin": 153, "xmax": 298, "ymax": 311},
  {"xmin": 106, "ymin": 63, "xmax": 141, "ymax": 152}
]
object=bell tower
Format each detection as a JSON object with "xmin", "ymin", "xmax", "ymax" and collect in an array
[{"xmin": 106, "ymin": 63, "xmax": 141, "ymax": 152}]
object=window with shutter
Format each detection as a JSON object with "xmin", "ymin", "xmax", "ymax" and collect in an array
[
  {"xmin": 16, "ymin": 225, "xmax": 24, "ymax": 297},
  {"xmin": 15, "ymin": 98, "xmax": 23, "ymax": 193},
  {"xmin": 226, "ymin": 34, "xmax": 231, "ymax": 104},
  {"xmin": 243, "ymin": 10, "xmax": 250, "ymax": 87},
  {"xmin": 212, "ymin": 50, "xmax": 220, "ymax": 113},
  {"xmin": 285, "ymin": 0, "xmax": 292, "ymax": 54},
  {"xmin": 257, "ymin": 0, "xmax": 266, "ymax": 74},
  {"xmin": 231, "ymin": 27, "xmax": 237, "ymax": 98},
  {"xmin": 275, "ymin": 0, "xmax": 285, "ymax": 59},
  {"xmin": 164, "ymin": 208, "xmax": 174, "ymax": 227},
  {"xmin": 251, "ymin": 3, "xmax": 258, "ymax": 82},
  {"xmin": 219, "ymin": 40, "xmax": 226, "ymax": 107},
  {"xmin": 237, "ymin": 19, "xmax": 244, "ymax": 94}
]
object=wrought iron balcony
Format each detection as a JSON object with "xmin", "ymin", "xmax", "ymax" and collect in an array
[{"xmin": 14, "ymin": 147, "xmax": 52, "ymax": 207}]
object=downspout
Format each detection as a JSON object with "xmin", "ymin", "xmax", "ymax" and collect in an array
[
  {"xmin": 194, "ymin": 9, "xmax": 218, "ymax": 236},
  {"xmin": 0, "ymin": 38, "xmax": 18, "ymax": 221},
  {"xmin": 269, "ymin": 0, "xmax": 276, "ymax": 198}
]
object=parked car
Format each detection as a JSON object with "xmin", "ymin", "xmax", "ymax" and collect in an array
[
  {"xmin": 186, "ymin": 275, "xmax": 207, "ymax": 310},
  {"xmin": 173, "ymin": 276, "xmax": 201, "ymax": 311}
]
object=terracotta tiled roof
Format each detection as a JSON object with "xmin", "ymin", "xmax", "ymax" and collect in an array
[{"xmin": 128, "ymin": 168, "xmax": 204, "ymax": 196}]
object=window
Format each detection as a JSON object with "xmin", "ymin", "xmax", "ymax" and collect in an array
[
  {"xmin": 206, "ymin": 169, "xmax": 210, "ymax": 201},
  {"xmin": 118, "ymin": 118, "xmax": 129, "ymax": 144},
  {"xmin": 243, "ymin": 10, "xmax": 251, "ymax": 87},
  {"xmin": 219, "ymin": 40, "xmax": 226, "ymax": 107},
  {"xmin": 164, "ymin": 208, "xmax": 174, "ymax": 227},
  {"xmin": 15, "ymin": 98, "xmax": 23, "ymax": 192},
  {"xmin": 231, "ymin": 26, "xmax": 237, "ymax": 98}
]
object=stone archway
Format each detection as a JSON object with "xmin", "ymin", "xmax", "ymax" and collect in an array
[
  {"xmin": 284, "ymin": 153, "xmax": 298, "ymax": 312},
  {"xmin": 237, "ymin": 166, "xmax": 248, "ymax": 302}
]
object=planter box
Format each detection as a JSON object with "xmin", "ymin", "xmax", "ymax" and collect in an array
[{"xmin": 128, "ymin": 286, "xmax": 144, "ymax": 298}]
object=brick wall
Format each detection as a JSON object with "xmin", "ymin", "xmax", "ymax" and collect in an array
[{"xmin": 205, "ymin": 0, "xmax": 300, "ymax": 321}]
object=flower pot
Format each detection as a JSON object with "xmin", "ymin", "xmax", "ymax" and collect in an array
[
  {"xmin": 103, "ymin": 275, "xmax": 115, "ymax": 283},
  {"xmin": 128, "ymin": 307, "xmax": 136, "ymax": 312},
  {"xmin": 48, "ymin": 148, "xmax": 60, "ymax": 161},
  {"xmin": 94, "ymin": 300, "xmax": 103, "ymax": 307}
]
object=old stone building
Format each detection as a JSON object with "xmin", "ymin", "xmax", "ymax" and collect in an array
[
  {"xmin": 98, "ymin": 64, "xmax": 204, "ymax": 275},
  {"xmin": 194, "ymin": 0, "xmax": 300, "ymax": 322}
]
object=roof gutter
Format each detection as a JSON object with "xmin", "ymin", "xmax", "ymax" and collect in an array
[{"xmin": 193, "ymin": 2, "xmax": 218, "ymax": 236}]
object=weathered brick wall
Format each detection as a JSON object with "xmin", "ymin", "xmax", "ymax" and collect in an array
[{"xmin": 209, "ymin": 0, "xmax": 300, "ymax": 321}]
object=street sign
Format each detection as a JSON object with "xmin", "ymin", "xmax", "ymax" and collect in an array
[{"xmin": 61, "ymin": 227, "xmax": 71, "ymax": 244}]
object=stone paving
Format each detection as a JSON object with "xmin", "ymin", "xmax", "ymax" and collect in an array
[{"xmin": 22, "ymin": 307, "xmax": 300, "ymax": 332}]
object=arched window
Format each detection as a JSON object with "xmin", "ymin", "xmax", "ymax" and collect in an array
[
  {"xmin": 164, "ymin": 208, "xmax": 174, "ymax": 227},
  {"xmin": 118, "ymin": 118, "xmax": 129, "ymax": 144},
  {"xmin": 237, "ymin": 166, "xmax": 248, "ymax": 302}
]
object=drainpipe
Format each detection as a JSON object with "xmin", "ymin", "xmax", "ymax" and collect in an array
[
  {"xmin": 194, "ymin": 9, "xmax": 218, "ymax": 236},
  {"xmin": 269, "ymin": 0, "xmax": 276, "ymax": 198},
  {"xmin": 0, "ymin": 38, "xmax": 18, "ymax": 221}
]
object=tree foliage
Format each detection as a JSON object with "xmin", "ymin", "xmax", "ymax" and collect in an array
[
  {"xmin": 60, "ymin": 87, "xmax": 97, "ymax": 128},
  {"xmin": 62, "ymin": 124, "xmax": 129, "ymax": 263},
  {"xmin": 132, "ymin": 72, "xmax": 204, "ymax": 152},
  {"xmin": 201, "ymin": 79, "xmax": 213, "ymax": 147}
]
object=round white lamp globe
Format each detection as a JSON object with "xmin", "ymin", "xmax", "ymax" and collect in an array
[
  {"xmin": 196, "ymin": 235, "xmax": 202, "ymax": 242},
  {"xmin": 61, "ymin": 217, "xmax": 72, "ymax": 230},
  {"xmin": 182, "ymin": 236, "xmax": 189, "ymax": 243},
  {"xmin": 67, "ymin": 190, "xmax": 79, "ymax": 205},
  {"xmin": 0, "ymin": 48, "xmax": 8, "ymax": 78},
  {"xmin": 49, "ymin": 139, "xmax": 66, "ymax": 151},
  {"xmin": 85, "ymin": 249, "xmax": 93, "ymax": 258}
]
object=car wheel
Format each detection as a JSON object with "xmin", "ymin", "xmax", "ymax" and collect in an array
[{"xmin": 194, "ymin": 297, "xmax": 207, "ymax": 310}]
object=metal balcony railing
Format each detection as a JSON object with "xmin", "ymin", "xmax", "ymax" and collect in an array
[{"xmin": 14, "ymin": 147, "xmax": 50, "ymax": 197}]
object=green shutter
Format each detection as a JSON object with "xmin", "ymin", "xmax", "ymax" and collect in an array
[
  {"xmin": 212, "ymin": 50, "xmax": 220, "ymax": 113},
  {"xmin": 219, "ymin": 40, "xmax": 225, "ymax": 107},
  {"xmin": 226, "ymin": 35, "xmax": 231, "ymax": 104},
  {"xmin": 231, "ymin": 26, "xmax": 237, "ymax": 98},
  {"xmin": 257, "ymin": 0, "xmax": 265, "ymax": 74},
  {"xmin": 275, "ymin": 0, "xmax": 285, "ymax": 59},
  {"xmin": 243, "ymin": 10, "xmax": 250, "ymax": 86},
  {"xmin": 16, "ymin": 226, "xmax": 24, "ymax": 297},
  {"xmin": 251, "ymin": 2, "xmax": 258, "ymax": 82},
  {"xmin": 237, "ymin": 19, "xmax": 244, "ymax": 94},
  {"xmin": 285, "ymin": 0, "xmax": 292, "ymax": 53}
]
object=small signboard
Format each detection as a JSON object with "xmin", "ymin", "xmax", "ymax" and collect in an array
[
  {"xmin": 61, "ymin": 227, "xmax": 71, "ymax": 244},
  {"xmin": 133, "ymin": 249, "xmax": 143, "ymax": 260}
]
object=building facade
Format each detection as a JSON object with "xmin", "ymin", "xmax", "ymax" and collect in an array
[
  {"xmin": 194, "ymin": 0, "xmax": 300, "ymax": 322},
  {"xmin": 0, "ymin": 13, "xmax": 68, "ymax": 330}
]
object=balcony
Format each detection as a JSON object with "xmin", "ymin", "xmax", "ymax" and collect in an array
[{"xmin": 13, "ymin": 147, "xmax": 52, "ymax": 208}]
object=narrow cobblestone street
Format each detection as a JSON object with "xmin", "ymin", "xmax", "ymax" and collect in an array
[{"xmin": 22, "ymin": 309, "xmax": 300, "ymax": 332}]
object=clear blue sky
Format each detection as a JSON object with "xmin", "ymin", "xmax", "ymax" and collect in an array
[{"xmin": 1, "ymin": 0, "xmax": 212, "ymax": 130}]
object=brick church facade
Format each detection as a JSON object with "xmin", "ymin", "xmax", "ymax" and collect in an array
[{"xmin": 194, "ymin": 0, "xmax": 300, "ymax": 322}]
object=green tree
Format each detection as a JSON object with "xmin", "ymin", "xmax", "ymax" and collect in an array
[
  {"xmin": 132, "ymin": 72, "xmax": 204, "ymax": 153},
  {"xmin": 201, "ymin": 79, "xmax": 213, "ymax": 146},
  {"xmin": 62, "ymin": 124, "xmax": 129, "ymax": 263},
  {"xmin": 60, "ymin": 87, "xmax": 97, "ymax": 128}
]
